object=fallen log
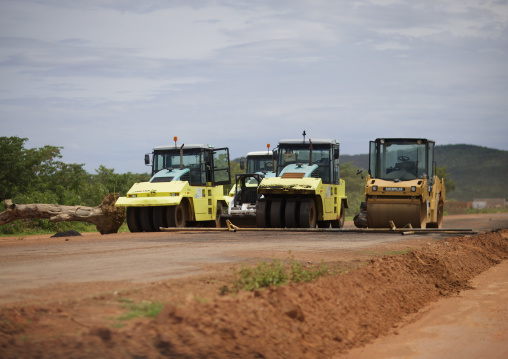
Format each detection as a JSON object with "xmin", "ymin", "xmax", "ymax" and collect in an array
[{"xmin": 0, "ymin": 193, "xmax": 125, "ymax": 234}]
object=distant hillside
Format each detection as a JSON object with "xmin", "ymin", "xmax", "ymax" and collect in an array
[
  {"xmin": 341, "ymin": 154, "xmax": 369, "ymax": 170},
  {"xmin": 341, "ymin": 145, "xmax": 508, "ymax": 201}
]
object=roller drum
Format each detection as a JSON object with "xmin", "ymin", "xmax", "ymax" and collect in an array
[{"xmin": 367, "ymin": 202, "xmax": 427, "ymax": 228}]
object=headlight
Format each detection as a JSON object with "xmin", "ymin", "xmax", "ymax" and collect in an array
[
  {"xmin": 411, "ymin": 186, "xmax": 416, "ymax": 192},
  {"xmin": 372, "ymin": 185, "xmax": 378, "ymax": 191},
  {"xmin": 130, "ymin": 194, "xmax": 137, "ymax": 198}
]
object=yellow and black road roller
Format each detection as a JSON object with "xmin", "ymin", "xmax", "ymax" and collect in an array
[{"xmin": 354, "ymin": 138, "xmax": 445, "ymax": 229}]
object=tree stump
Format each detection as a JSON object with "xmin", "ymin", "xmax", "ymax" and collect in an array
[{"xmin": 0, "ymin": 194, "xmax": 126, "ymax": 234}]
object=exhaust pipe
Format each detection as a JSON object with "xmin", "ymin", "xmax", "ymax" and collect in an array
[{"xmin": 180, "ymin": 144, "xmax": 184, "ymax": 170}]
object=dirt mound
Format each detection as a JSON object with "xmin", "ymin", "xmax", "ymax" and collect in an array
[{"xmin": 1, "ymin": 230, "xmax": 507, "ymax": 359}]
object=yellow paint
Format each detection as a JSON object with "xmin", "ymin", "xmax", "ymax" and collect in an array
[
  {"xmin": 115, "ymin": 180, "xmax": 225, "ymax": 222},
  {"xmin": 364, "ymin": 174, "xmax": 446, "ymax": 225},
  {"xmin": 258, "ymin": 177, "xmax": 348, "ymax": 222}
]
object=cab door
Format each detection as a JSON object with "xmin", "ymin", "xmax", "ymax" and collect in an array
[
  {"xmin": 191, "ymin": 149, "xmax": 208, "ymax": 216},
  {"xmin": 211, "ymin": 147, "xmax": 231, "ymax": 186}
]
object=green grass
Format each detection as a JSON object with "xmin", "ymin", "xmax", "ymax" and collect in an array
[
  {"xmin": 231, "ymin": 258, "xmax": 329, "ymax": 292},
  {"xmin": 363, "ymin": 249, "xmax": 410, "ymax": 257},
  {"xmin": 234, "ymin": 259, "xmax": 288, "ymax": 291},
  {"xmin": 110, "ymin": 322, "xmax": 125, "ymax": 328},
  {"xmin": 116, "ymin": 297, "xmax": 134, "ymax": 303},
  {"xmin": 289, "ymin": 260, "xmax": 328, "ymax": 283},
  {"xmin": 463, "ymin": 208, "xmax": 508, "ymax": 214},
  {"xmin": 0, "ymin": 220, "xmax": 99, "ymax": 236},
  {"xmin": 116, "ymin": 223, "xmax": 131, "ymax": 233},
  {"xmin": 0, "ymin": 222, "xmax": 132, "ymax": 237},
  {"xmin": 117, "ymin": 300, "xmax": 164, "ymax": 320}
]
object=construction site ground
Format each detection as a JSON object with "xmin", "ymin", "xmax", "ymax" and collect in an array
[{"xmin": 1, "ymin": 213, "xmax": 507, "ymax": 358}]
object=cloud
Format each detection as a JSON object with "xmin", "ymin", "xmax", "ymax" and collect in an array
[{"xmin": 0, "ymin": 0, "xmax": 507, "ymax": 174}]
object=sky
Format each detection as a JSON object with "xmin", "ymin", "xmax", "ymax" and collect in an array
[{"xmin": 1, "ymin": 0, "xmax": 507, "ymax": 174}]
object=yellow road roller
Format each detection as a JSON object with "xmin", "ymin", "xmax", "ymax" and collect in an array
[
  {"xmin": 354, "ymin": 138, "xmax": 445, "ymax": 228},
  {"xmin": 256, "ymin": 134, "xmax": 348, "ymax": 228},
  {"xmin": 116, "ymin": 140, "xmax": 231, "ymax": 231}
]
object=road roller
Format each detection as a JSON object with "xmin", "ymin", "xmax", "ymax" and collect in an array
[
  {"xmin": 115, "ymin": 138, "xmax": 231, "ymax": 231},
  {"xmin": 353, "ymin": 138, "xmax": 446, "ymax": 228},
  {"xmin": 221, "ymin": 148, "xmax": 277, "ymax": 227},
  {"xmin": 256, "ymin": 132, "xmax": 348, "ymax": 228},
  {"xmin": 224, "ymin": 147, "xmax": 277, "ymax": 209}
]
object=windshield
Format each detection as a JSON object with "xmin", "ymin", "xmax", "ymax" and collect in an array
[
  {"xmin": 153, "ymin": 149, "xmax": 202, "ymax": 173},
  {"xmin": 278, "ymin": 144, "xmax": 330, "ymax": 169},
  {"xmin": 247, "ymin": 156, "xmax": 273, "ymax": 173},
  {"xmin": 370, "ymin": 142, "xmax": 428, "ymax": 181}
]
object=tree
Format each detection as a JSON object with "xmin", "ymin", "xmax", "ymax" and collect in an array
[
  {"xmin": 436, "ymin": 166, "xmax": 456, "ymax": 193},
  {"xmin": 93, "ymin": 166, "xmax": 150, "ymax": 196},
  {"xmin": 0, "ymin": 136, "xmax": 64, "ymax": 201},
  {"xmin": 0, "ymin": 136, "xmax": 28, "ymax": 200},
  {"xmin": 339, "ymin": 162, "xmax": 366, "ymax": 217},
  {"xmin": 0, "ymin": 136, "xmax": 152, "ymax": 234}
]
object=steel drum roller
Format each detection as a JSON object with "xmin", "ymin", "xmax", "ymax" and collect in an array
[{"xmin": 367, "ymin": 202, "xmax": 427, "ymax": 228}]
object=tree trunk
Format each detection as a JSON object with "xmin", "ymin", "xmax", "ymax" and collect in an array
[{"xmin": 0, "ymin": 194, "xmax": 126, "ymax": 234}]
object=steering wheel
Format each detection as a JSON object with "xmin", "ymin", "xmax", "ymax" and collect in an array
[{"xmin": 398, "ymin": 155, "xmax": 410, "ymax": 162}]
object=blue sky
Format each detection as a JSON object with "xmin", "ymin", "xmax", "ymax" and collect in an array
[{"xmin": 1, "ymin": 0, "xmax": 507, "ymax": 174}]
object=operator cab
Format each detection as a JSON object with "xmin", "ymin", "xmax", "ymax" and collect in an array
[
  {"xmin": 147, "ymin": 144, "xmax": 230, "ymax": 186},
  {"xmin": 369, "ymin": 138, "xmax": 435, "ymax": 182},
  {"xmin": 246, "ymin": 151, "xmax": 275, "ymax": 176},
  {"xmin": 274, "ymin": 139, "xmax": 341, "ymax": 184},
  {"xmin": 228, "ymin": 151, "xmax": 274, "ymax": 213}
]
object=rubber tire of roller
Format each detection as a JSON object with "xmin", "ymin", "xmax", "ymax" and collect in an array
[
  {"xmin": 140, "ymin": 207, "xmax": 156, "ymax": 232},
  {"xmin": 256, "ymin": 200, "xmax": 270, "ymax": 228},
  {"xmin": 126, "ymin": 207, "xmax": 142, "ymax": 233},
  {"xmin": 284, "ymin": 200, "xmax": 298, "ymax": 228},
  {"xmin": 270, "ymin": 199, "xmax": 285, "ymax": 228},
  {"xmin": 152, "ymin": 206, "xmax": 167, "ymax": 231},
  {"xmin": 299, "ymin": 199, "xmax": 317, "ymax": 228}
]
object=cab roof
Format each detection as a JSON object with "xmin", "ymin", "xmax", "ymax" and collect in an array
[
  {"xmin": 278, "ymin": 139, "xmax": 338, "ymax": 145},
  {"xmin": 153, "ymin": 144, "xmax": 214, "ymax": 151},
  {"xmin": 375, "ymin": 138, "xmax": 435, "ymax": 144},
  {"xmin": 246, "ymin": 151, "xmax": 272, "ymax": 157}
]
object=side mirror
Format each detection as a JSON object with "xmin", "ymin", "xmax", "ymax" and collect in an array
[
  {"xmin": 203, "ymin": 151, "xmax": 210, "ymax": 162},
  {"xmin": 240, "ymin": 160, "xmax": 245, "ymax": 170},
  {"xmin": 272, "ymin": 149, "xmax": 278, "ymax": 160},
  {"xmin": 144, "ymin": 154, "xmax": 150, "ymax": 166}
]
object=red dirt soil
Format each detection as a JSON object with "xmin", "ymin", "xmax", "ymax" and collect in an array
[{"xmin": 1, "ymin": 229, "xmax": 508, "ymax": 358}]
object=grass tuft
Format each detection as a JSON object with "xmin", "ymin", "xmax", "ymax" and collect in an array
[
  {"xmin": 232, "ymin": 258, "xmax": 328, "ymax": 292},
  {"xmin": 117, "ymin": 300, "xmax": 163, "ymax": 320}
]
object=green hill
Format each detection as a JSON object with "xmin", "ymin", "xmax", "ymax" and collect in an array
[
  {"xmin": 340, "ymin": 154, "xmax": 369, "ymax": 171},
  {"xmin": 341, "ymin": 144, "xmax": 508, "ymax": 201}
]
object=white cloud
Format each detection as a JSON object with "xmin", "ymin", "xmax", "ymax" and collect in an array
[
  {"xmin": 1, "ymin": 1, "xmax": 251, "ymax": 60},
  {"xmin": 0, "ymin": 0, "xmax": 507, "ymax": 173},
  {"xmin": 373, "ymin": 41, "xmax": 411, "ymax": 51},
  {"xmin": 367, "ymin": 0, "xmax": 508, "ymax": 40}
]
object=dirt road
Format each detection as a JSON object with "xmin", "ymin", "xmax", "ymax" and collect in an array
[
  {"xmin": 2, "ymin": 213, "xmax": 506, "ymax": 304},
  {"xmin": 1, "ymin": 213, "xmax": 508, "ymax": 358}
]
